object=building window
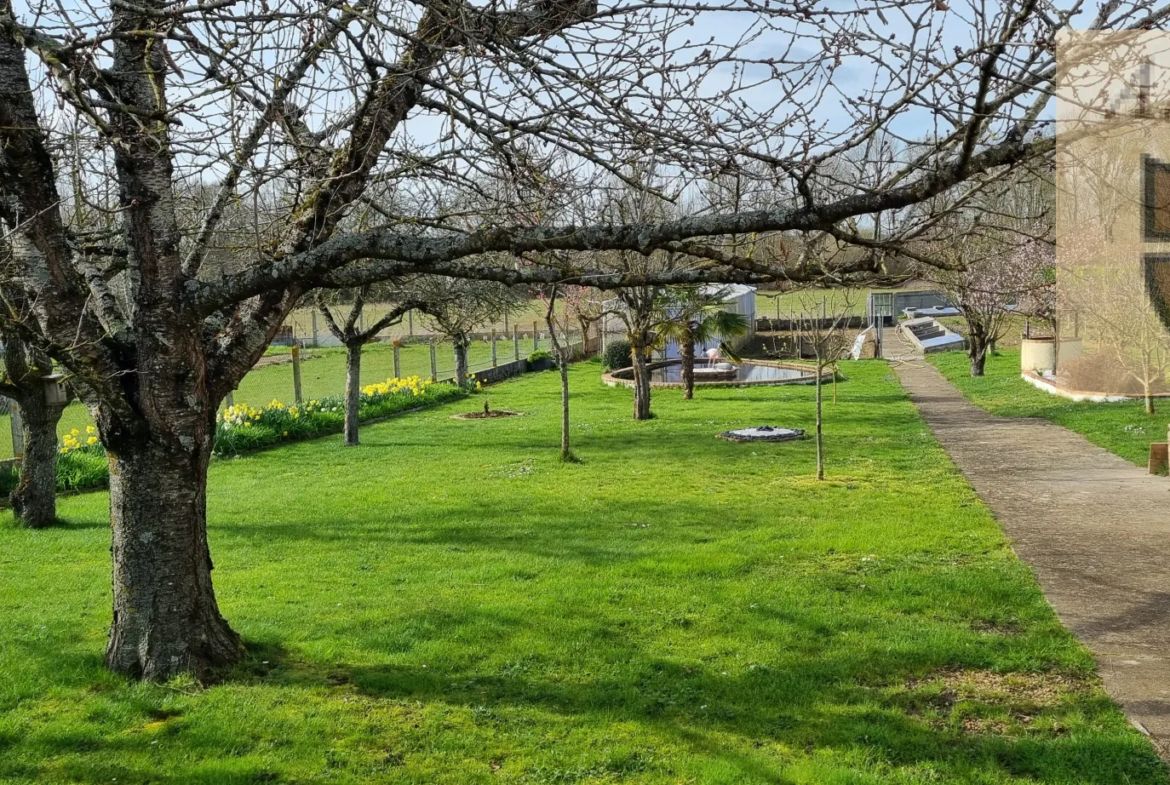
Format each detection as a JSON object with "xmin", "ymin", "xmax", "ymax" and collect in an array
[
  {"xmin": 1143, "ymin": 155, "xmax": 1170, "ymax": 240},
  {"xmin": 1143, "ymin": 253, "xmax": 1170, "ymax": 330}
]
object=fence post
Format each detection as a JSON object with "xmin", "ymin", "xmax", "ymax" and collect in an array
[
  {"xmin": 311, "ymin": 311, "xmax": 319, "ymax": 347},
  {"xmin": 513, "ymin": 325, "xmax": 520, "ymax": 362},
  {"xmin": 291, "ymin": 344, "xmax": 303, "ymax": 404},
  {"xmin": 393, "ymin": 343, "xmax": 401, "ymax": 379},
  {"xmin": 10, "ymin": 402, "xmax": 23, "ymax": 459},
  {"xmin": 491, "ymin": 330, "xmax": 498, "ymax": 367},
  {"xmin": 532, "ymin": 321, "xmax": 538, "ymax": 351},
  {"xmin": 408, "ymin": 310, "xmax": 414, "ymax": 336},
  {"xmin": 429, "ymin": 342, "xmax": 437, "ymax": 381},
  {"xmin": 225, "ymin": 391, "xmax": 234, "ymax": 409}
]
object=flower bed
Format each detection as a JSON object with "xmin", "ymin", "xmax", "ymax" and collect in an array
[{"xmin": 0, "ymin": 376, "xmax": 465, "ymax": 496}]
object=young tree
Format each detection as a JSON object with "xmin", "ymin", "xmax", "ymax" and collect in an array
[
  {"xmin": 795, "ymin": 293, "xmax": 856, "ymax": 481},
  {"xmin": 0, "ymin": 333, "xmax": 69, "ymax": 527},
  {"xmin": 0, "ymin": 0, "xmax": 1080, "ymax": 680},
  {"xmin": 1065, "ymin": 262, "xmax": 1170, "ymax": 414},
  {"xmin": 317, "ymin": 287, "xmax": 418, "ymax": 446},
  {"xmin": 658, "ymin": 287, "xmax": 750, "ymax": 400},
  {"xmin": 542, "ymin": 286, "xmax": 577, "ymax": 462}
]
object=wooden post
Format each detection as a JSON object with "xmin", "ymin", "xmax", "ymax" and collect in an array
[
  {"xmin": 311, "ymin": 310, "xmax": 319, "ymax": 347},
  {"xmin": 393, "ymin": 344, "xmax": 401, "ymax": 379},
  {"xmin": 10, "ymin": 402, "xmax": 23, "ymax": 459},
  {"xmin": 513, "ymin": 325, "xmax": 520, "ymax": 362},
  {"xmin": 291, "ymin": 344, "xmax": 303, "ymax": 404},
  {"xmin": 532, "ymin": 321, "xmax": 539, "ymax": 351},
  {"xmin": 491, "ymin": 330, "xmax": 498, "ymax": 367},
  {"xmin": 504, "ymin": 312, "xmax": 509, "ymax": 332},
  {"xmin": 429, "ymin": 343, "xmax": 438, "ymax": 381},
  {"xmin": 225, "ymin": 391, "xmax": 234, "ymax": 408},
  {"xmin": 408, "ymin": 310, "xmax": 414, "ymax": 336}
]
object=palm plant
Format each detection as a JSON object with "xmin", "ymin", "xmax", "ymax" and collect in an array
[{"xmin": 658, "ymin": 288, "xmax": 750, "ymax": 400}]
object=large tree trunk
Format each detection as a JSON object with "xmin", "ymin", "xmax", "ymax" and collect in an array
[
  {"xmin": 344, "ymin": 342, "xmax": 362, "ymax": 446},
  {"xmin": 104, "ymin": 437, "xmax": 242, "ymax": 681},
  {"xmin": 631, "ymin": 343, "xmax": 652, "ymax": 420},
  {"xmin": 10, "ymin": 396, "xmax": 64, "ymax": 528},
  {"xmin": 454, "ymin": 338, "xmax": 470, "ymax": 388},
  {"xmin": 967, "ymin": 328, "xmax": 989, "ymax": 377},
  {"xmin": 681, "ymin": 330, "xmax": 696, "ymax": 400}
]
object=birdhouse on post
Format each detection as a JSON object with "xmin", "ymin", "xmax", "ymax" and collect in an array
[{"xmin": 42, "ymin": 374, "xmax": 69, "ymax": 406}]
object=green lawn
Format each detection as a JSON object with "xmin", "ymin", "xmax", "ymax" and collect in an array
[
  {"xmin": 929, "ymin": 350, "xmax": 1168, "ymax": 468},
  {"xmin": 0, "ymin": 362, "xmax": 1162, "ymax": 783}
]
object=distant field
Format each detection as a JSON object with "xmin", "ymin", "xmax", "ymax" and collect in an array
[
  {"xmin": 756, "ymin": 284, "xmax": 934, "ymax": 319},
  {"xmin": 286, "ymin": 300, "xmax": 563, "ymax": 345}
]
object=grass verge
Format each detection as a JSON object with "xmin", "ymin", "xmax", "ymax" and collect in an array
[{"xmin": 929, "ymin": 350, "xmax": 1168, "ymax": 469}]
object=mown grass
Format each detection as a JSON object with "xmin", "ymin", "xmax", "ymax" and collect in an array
[
  {"xmin": 929, "ymin": 349, "xmax": 1168, "ymax": 468},
  {"xmin": 0, "ymin": 361, "xmax": 1163, "ymax": 784}
]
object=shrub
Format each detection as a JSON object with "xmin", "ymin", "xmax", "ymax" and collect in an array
[
  {"xmin": 602, "ymin": 340, "xmax": 632, "ymax": 370},
  {"xmin": 527, "ymin": 349, "xmax": 554, "ymax": 363}
]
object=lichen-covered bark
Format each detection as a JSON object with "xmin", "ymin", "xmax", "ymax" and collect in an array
[
  {"xmin": 344, "ymin": 342, "xmax": 362, "ymax": 446},
  {"xmin": 631, "ymin": 343, "xmax": 652, "ymax": 421},
  {"xmin": 453, "ymin": 337, "xmax": 470, "ymax": 388},
  {"xmin": 105, "ymin": 435, "xmax": 242, "ymax": 680},
  {"xmin": 10, "ymin": 395, "xmax": 64, "ymax": 528}
]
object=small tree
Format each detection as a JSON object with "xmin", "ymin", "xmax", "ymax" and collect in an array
[
  {"xmin": 0, "ymin": 333, "xmax": 69, "ymax": 527},
  {"xmin": 1065, "ymin": 262, "xmax": 1170, "ymax": 415},
  {"xmin": 541, "ymin": 286, "xmax": 578, "ymax": 462},
  {"xmin": 926, "ymin": 236, "xmax": 1053, "ymax": 377},
  {"xmin": 658, "ymin": 287, "xmax": 750, "ymax": 400},
  {"xmin": 414, "ymin": 277, "xmax": 526, "ymax": 388},
  {"xmin": 316, "ymin": 286, "xmax": 417, "ymax": 446},
  {"xmin": 561, "ymin": 286, "xmax": 606, "ymax": 356},
  {"xmin": 795, "ymin": 294, "xmax": 855, "ymax": 481}
]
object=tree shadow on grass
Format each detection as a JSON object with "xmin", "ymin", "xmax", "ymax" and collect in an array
[{"xmin": 213, "ymin": 619, "xmax": 1167, "ymax": 785}]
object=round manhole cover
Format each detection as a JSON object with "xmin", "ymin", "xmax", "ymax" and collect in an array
[{"xmin": 716, "ymin": 426, "xmax": 805, "ymax": 443}]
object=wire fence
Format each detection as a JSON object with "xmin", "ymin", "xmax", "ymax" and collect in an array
[{"xmin": 0, "ymin": 330, "xmax": 593, "ymax": 461}]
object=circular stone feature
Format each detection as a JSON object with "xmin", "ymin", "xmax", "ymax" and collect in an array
[
  {"xmin": 451, "ymin": 410, "xmax": 521, "ymax": 420},
  {"xmin": 716, "ymin": 425, "xmax": 805, "ymax": 442}
]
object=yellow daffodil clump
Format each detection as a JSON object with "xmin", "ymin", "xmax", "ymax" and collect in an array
[{"xmin": 360, "ymin": 375, "xmax": 432, "ymax": 399}]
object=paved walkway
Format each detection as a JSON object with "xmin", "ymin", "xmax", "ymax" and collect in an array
[{"xmin": 890, "ymin": 340, "xmax": 1170, "ymax": 760}]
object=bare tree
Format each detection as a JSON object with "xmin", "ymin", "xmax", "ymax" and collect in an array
[
  {"xmin": 795, "ymin": 292, "xmax": 855, "ymax": 481},
  {"xmin": 0, "ymin": 332, "xmax": 68, "ymax": 527},
  {"xmin": 0, "ymin": 0, "xmax": 1105, "ymax": 680},
  {"xmin": 1065, "ymin": 262, "xmax": 1170, "ymax": 414},
  {"xmin": 317, "ymin": 286, "xmax": 418, "ymax": 446},
  {"xmin": 541, "ymin": 286, "xmax": 577, "ymax": 462}
]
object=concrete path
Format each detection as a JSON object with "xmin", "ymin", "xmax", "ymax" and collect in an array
[{"xmin": 890, "ymin": 344, "xmax": 1170, "ymax": 760}]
